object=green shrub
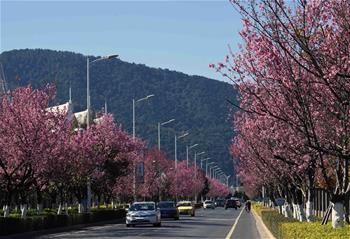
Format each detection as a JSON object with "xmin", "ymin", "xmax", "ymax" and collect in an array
[
  {"xmin": 256, "ymin": 206, "xmax": 350, "ymax": 239},
  {"xmin": 281, "ymin": 222, "xmax": 350, "ymax": 239},
  {"xmin": 261, "ymin": 209, "xmax": 296, "ymax": 239},
  {"xmin": 252, "ymin": 202, "xmax": 266, "ymax": 216},
  {"xmin": 0, "ymin": 209, "xmax": 126, "ymax": 236}
]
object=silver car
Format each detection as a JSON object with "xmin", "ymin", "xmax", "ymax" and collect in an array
[{"xmin": 126, "ymin": 202, "xmax": 161, "ymax": 227}]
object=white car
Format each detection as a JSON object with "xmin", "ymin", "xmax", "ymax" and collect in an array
[
  {"xmin": 126, "ymin": 202, "xmax": 161, "ymax": 227},
  {"xmin": 203, "ymin": 200, "xmax": 215, "ymax": 209}
]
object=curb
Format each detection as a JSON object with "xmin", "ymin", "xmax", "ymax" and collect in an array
[
  {"xmin": 0, "ymin": 218, "xmax": 125, "ymax": 239},
  {"xmin": 252, "ymin": 209, "xmax": 276, "ymax": 239}
]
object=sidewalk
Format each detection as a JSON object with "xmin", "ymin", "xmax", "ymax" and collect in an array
[{"xmin": 252, "ymin": 209, "xmax": 276, "ymax": 239}]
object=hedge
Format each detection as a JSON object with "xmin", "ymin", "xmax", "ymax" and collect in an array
[
  {"xmin": 0, "ymin": 209, "xmax": 126, "ymax": 236},
  {"xmin": 254, "ymin": 205, "xmax": 350, "ymax": 239}
]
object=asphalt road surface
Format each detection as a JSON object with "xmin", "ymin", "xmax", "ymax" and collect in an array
[{"xmin": 37, "ymin": 207, "xmax": 262, "ymax": 239}]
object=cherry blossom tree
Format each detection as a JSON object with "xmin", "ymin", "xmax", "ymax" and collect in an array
[
  {"xmin": 0, "ymin": 86, "xmax": 69, "ymax": 217},
  {"xmin": 139, "ymin": 148, "xmax": 173, "ymax": 201},
  {"xmin": 212, "ymin": 0, "xmax": 350, "ymax": 228},
  {"xmin": 207, "ymin": 178, "xmax": 230, "ymax": 199}
]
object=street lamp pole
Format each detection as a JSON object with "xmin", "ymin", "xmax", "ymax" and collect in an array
[
  {"xmin": 194, "ymin": 151, "xmax": 204, "ymax": 203},
  {"xmin": 206, "ymin": 162, "xmax": 214, "ymax": 177},
  {"xmin": 201, "ymin": 157, "xmax": 210, "ymax": 169},
  {"xmin": 186, "ymin": 144, "xmax": 198, "ymax": 168},
  {"xmin": 174, "ymin": 132, "xmax": 189, "ymax": 169},
  {"xmin": 210, "ymin": 166, "xmax": 219, "ymax": 179},
  {"xmin": 226, "ymin": 175, "xmax": 231, "ymax": 186},
  {"xmin": 87, "ymin": 55, "xmax": 118, "ymax": 128},
  {"xmin": 86, "ymin": 54, "xmax": 118, "ymax": 213},
  {"xmin": 132, "ymin": 94, "xmax": 154, "ymax": 138},
  {"xmin": 158, "ymin": 119, "xmax": 175, "ymax": 150},
  {"xmin": 132, "ymin": 94, "xmax": 154, "ymax": 202}
]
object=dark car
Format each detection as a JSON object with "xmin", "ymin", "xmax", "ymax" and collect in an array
[
  {"xmin": 215, "ymin": 199, "xmax": 225, "ymax": 207},
  {"xmin": 158, "ymin": 201, "xmax": 179, "ymax": 220},
  {"xmin": 224, "ymin": 199, "xmax": 237, "ymax": 210}
]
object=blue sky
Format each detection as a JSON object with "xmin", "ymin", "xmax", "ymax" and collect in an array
[{"xmin": 1, "ymin": 0, "xmax": 243, "ymax": 81}]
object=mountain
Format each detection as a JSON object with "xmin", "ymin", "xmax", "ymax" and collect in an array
[{"xmin": 0, "ymin": 49, "xmax": 237, "ymax": 180}]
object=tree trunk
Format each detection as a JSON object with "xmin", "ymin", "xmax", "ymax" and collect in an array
[
  {"xmin": 283, "ymin": 203, "xmax": 290, "ymax": 218},
  {"xmin": 37, "ymin": 203, "xmax": 43, "ymax": 213},
  {"xmin": 292, "ymin": 203, "xmax": 297, "ymax": 219},
  {"xmin": 64, "ymin": 202, "xmax": 69, "ymax": 215},
  {"xmin": 57, "ymin": 203, "xmax": 62, "ymax": 215},
  {"xmin": 298, "ymin": 204, "xmax": 305, "ymax": 222},
  {"xmin": 20, "ymin": 204, "xmax": 27, "ymax": 219},
  {"xmin": 332, "ymin": 202, "xmax": 345, "ymax": 228},
  {"xmin": 78, "ymin": 203, "xmax": 84, "ymax": 213},
  {"xmin": 306, "ymin": 200, "xmax": 313, "ymax": 222},
  {"xmin": 3, "ymin": 205, "xmax": 10, "ymax": 217}
]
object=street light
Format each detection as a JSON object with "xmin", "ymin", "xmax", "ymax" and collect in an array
[
  {"xmin": 194, "ymin": 151, "xmax": 205, "ymax": 171},
  {"xmin": 226, "ymin": 175, "xmax": 231, "ymax": 186},
  {"xmin": 214, "ymin": 168, "xmax": 222, "ymax": 179},
  {"xmin": 86, "ymin": 54, "xmax": 118, "ymax": 213},
  {"xmin": 206, "ymin": 162, "xmax": 215, "ymax": 177},
  {"xmin": 210, "ymin": 166, "xmax": 219, "ymax": 178},
  {"xmin": 132, "ymin": 94, "xmax": 154, "ymax": 138},
  {"xmin": 174, "ymin": 132, "xmax": 189, "ymax": 169},
  {"xmin": 186, "ymin": 144, "xmax": 198, "ymax": 167},
  {"xmin": 200, "ymin": 157, "xmax": 210, "ymax": 169},
  {"xmin": 193, "ymin": 151, "xmax": 204, "ymax": 203},
  {"xmin": 158, "ymin": 119, "xmax": 175, "ymax": 150},
  {"xmin": 87, "ymin": 54, "xmax": 118, "ymax": 128},
  {"xmin": 132, "ymin": 94, "xmax": 154, "ymax": 202}
]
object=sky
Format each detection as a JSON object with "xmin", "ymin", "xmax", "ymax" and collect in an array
[{"xmin": 0, "ymin": 0, "xmax": 243, "ymax": 81}]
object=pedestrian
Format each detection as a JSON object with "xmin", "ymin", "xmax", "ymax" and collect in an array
[{"xmin": 245, "ymin": 200, "xmax": 251, "ymax": 212}]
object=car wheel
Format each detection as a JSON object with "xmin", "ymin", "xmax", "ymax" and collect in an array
[
  {"xmin": 174, "ymin": 216, "xmax": 179, "ymax": 220},
  {"xmin": 191, "ymin": 213, "xmax": 195, "ymax": 217},
  {"xmin": 126, "ymin": 224, "xmax": 130, "ymax": 227}
]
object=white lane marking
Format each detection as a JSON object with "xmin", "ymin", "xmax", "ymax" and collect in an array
[{"xmin": 225, "ymin": 208, "xmax": 244, "ymax": 239}]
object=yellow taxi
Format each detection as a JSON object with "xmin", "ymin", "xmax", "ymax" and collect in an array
[{"xmin": 176, "ymin": 201, "xmax": 195, "ymax": 217}]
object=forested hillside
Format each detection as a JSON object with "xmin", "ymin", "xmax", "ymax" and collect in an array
[{"xmin": 0, "ymin": 49, "xmax": 237, "ymax": 177}]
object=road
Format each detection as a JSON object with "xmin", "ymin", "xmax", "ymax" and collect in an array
[{"xmin": 37, "ymin": 207, "xmax": 263, "ymax": 239}]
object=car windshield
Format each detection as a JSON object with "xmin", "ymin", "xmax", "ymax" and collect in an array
[
  {"xmin": 205, "ymin": 201, "xmax": 213, "ymax": 204},
  {"xmin": 158, "ymin": 202, "xmax": 175, "ymax": 208},
  {"xmin": 177, "ymin": 202, "xmax": 191, "ymax": 207},
  {"xmin": 130, "ymin": 203, "xmax": 155, "ymax": 211}
]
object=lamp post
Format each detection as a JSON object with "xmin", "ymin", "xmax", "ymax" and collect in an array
[
  {"xmin": 200, "ymin": 157, "xmax": 210, "ymax": 169},
  {"xmin": 174, "ymin": 132, "xmax": 189, "ymax": 169},
  {"xmin": 132, "ymin": 94, "xmax": 154, "ymax": 202},
  {"xmin": 86, "ymin": 54, "xmax": 118, "ymax": 213},
  {"xmin": 87, "ymin": 55, "xmax": 118, "ymax": 128},
  {"xmin": 206, "ymin": 162, "xmax": 214, "ymax": 177},
  {"xmin": 193, "ymin": 151, "xmax": 204, "ymax": 203},
  {"xmin": 194, "ymin": 151, "xmax": 205, "ymax": 172},
  {"xmin": 174, "ymin": 132, "xmax": 188, "ymax": 202},
  {"xmin": 133, "ymin": 94, "xmax": 154, "ymax": 138},
  {"xmin": 210, "ymin": 166, "xmax": 219, "ymax": 178},
  {"xmin": 186, "ymin": 144, "xmax": 198, "ymax": 167},
  {"xmin": 158, "ymin": 119, "xmax": 175, "ymax": 150},
  {"xmin": 226, "ymin": 175, "xmax": 231, "ymax": 186},
  {"xmin": 213, "ymin": 169, "xmax": 219, "ymax": 179}
]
